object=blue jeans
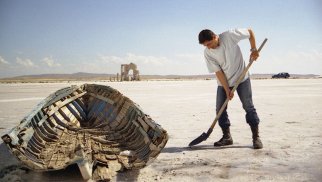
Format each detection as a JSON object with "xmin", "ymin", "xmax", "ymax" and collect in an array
[{"xmin": 216, "ymin": 78, "xmax": 259, "ymax": 129}]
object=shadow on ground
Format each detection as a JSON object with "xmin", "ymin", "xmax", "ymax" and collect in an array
[{"xmin": 162, "ymin": 145, "xmax": 252, "ymax": 153}]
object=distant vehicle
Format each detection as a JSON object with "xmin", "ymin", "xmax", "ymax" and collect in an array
[{"xmin": 272, "ymin": 72, "xmax": 290, "ymax": 79}]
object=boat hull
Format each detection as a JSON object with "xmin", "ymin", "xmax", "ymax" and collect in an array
[{"xmin": 1, "ymin": 84, "xmax": 168, "ymax": 180}]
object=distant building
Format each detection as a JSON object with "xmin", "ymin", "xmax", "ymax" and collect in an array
[{"xmin": 120, "ymin": 63, "xmax": 140, "ymax": 81}]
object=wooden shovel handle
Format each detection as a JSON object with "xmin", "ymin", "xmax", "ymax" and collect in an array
[{"xmin": 208, "ymin": 38, "xmax": 268, "ymax": 131}]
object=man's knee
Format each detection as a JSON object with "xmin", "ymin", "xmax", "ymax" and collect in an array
[{"xmin": 246, "ymin": 110, "xmax": 260, "ymax": 126}]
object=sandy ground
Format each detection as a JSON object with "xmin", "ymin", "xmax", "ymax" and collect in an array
[{"xmin": 0, "ymin": 79, "xmax": 321, "ymax": 182}]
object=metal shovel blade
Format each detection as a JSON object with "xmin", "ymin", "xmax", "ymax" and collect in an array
[{"xmin": 188, "ymin": 132, "xmax": 210, "ymax": 147}]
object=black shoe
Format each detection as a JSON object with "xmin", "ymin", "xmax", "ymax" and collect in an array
[
  {"xmin": 214, "ymin": 136, "xmax": 233, "ymax": 146},
  {"xmin": 251, "ymin": 125, "xmax": 263, "ymax": 149},
  {"xmin": 214, "ymin": 127, "xmax": 233, "ymax": 147},
  {"xmin": 253, "ymin": 137, "xmax": 263, "ymax": 149}
]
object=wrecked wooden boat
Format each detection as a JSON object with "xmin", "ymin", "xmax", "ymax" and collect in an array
[{"xmin": 1, "ymin": 84, "xmax": 168, "ymax": 180}]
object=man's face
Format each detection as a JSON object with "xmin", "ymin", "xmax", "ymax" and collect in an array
[{"xmin": 202, "ymin": 35, "xmax": 219, "ymax": 49}]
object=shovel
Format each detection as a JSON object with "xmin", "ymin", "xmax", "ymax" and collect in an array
[{"xmin": 189, "ymin": 38, "xmax": 268, "ymax": 147}]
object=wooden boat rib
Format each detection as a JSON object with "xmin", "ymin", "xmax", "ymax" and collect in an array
[{"xmin": 1, "ymin": 84, "xmax": 168, "ymax": 180}]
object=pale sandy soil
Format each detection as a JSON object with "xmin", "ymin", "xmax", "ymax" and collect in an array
[{"xmin": 0, "ymin": 79, "xmax": 321, "ymax": 182}]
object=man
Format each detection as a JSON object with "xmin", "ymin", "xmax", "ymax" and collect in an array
[{"xmin": 198, "ymin": 28, "xmax": 263, "ymax": 149}]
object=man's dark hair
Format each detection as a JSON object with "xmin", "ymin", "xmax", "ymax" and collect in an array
[{"xmin": 198, "ymin": 29, "xmax": 216, "ymax": 44}]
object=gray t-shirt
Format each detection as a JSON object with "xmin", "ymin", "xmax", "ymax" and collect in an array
[{"xmin": 204, "ymin": 28, "xmax": 250, "ymax": 87}]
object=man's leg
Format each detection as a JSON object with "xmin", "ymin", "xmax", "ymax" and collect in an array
[
  {"xmin": 237, "ymin": 78, "xmax": 263, "ymax": 149},
  {"xmin": 214, "ymin": 86, "xmax": 233, "ymax": 146}
]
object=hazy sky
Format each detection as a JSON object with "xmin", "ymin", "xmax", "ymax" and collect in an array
[{"xmin": 0, "ymin": 0, "xmax": 321, "ymax": 78}]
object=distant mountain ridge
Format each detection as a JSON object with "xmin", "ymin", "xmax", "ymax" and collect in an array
[
  {"xmin": 6, "ymin": 72, "xmax": 114, "ymax": 79},
  {"xmin": 1, "ymin": 72, "xmax": 214, "ymax": 81},
  {"xmin": 0, "ymin": 72, "xmax": 320, "ymax": 83}
]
